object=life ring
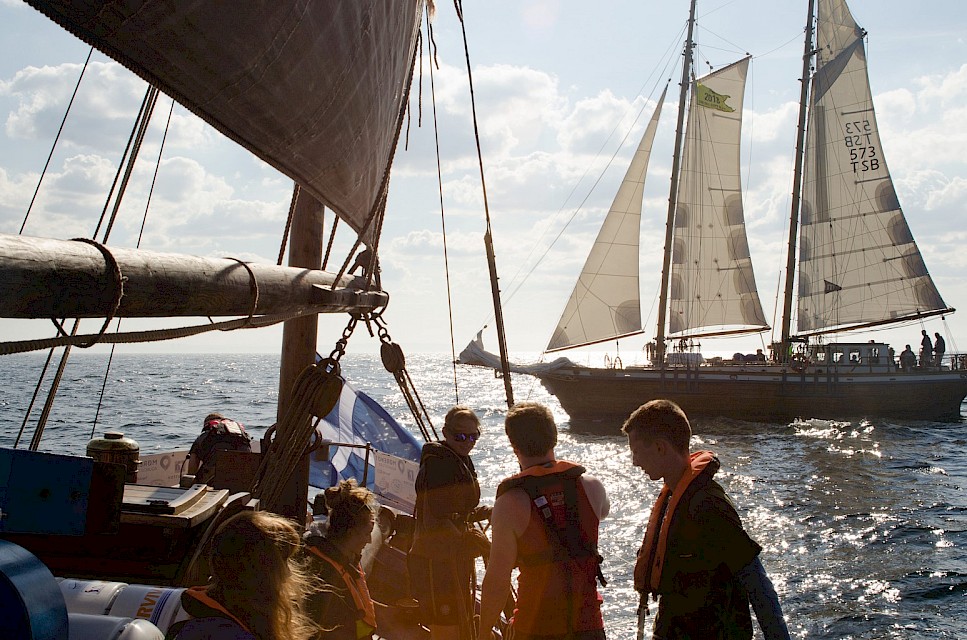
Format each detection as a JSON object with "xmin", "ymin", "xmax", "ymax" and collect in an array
[{"xmin": 791, "ymin": 354, "xmax": 809, "ymax": 373}]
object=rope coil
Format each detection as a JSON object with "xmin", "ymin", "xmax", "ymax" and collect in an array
[
  {"xmin": 57, "ymin": 238, "xmax": 126, "ymax": 348},
  {"xmin": 212, "ymin": 258, "xmax": 259, "ymax": 329}
]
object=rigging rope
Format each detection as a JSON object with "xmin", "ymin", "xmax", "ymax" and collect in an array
[
  {"xmin": 19, "ymin": 46, "xmax": 94, "ymax": 235},
  {"xmin": 426, "ymin": 12, "xmax": 461, "ymax": 403},
  {"xmin": 0, "ymin": 310, "xmax": 311, "ymax": 357},
  {"xmin": 251, "ymin": 360, "xmax": 344, "ymax": 513},
  {"xmin": 277, "ymin": 183, "xmax": 299, "ymax": 266},
  {"xmin": 374, "ymin": 314, "xmax": 437, "ymax": 442},
  {"xmin": 24, "ymin": 83, "xmax": 159, "ymax": 451},
  {"xmin": 93, "ymin": 97, "xmax": 176, "ymax": 438}
]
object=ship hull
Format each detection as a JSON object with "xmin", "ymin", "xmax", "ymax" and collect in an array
[{"xmin": 534, "ymin": 365, "xmax": 967, "ymax": 425}]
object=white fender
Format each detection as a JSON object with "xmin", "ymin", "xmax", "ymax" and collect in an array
[
  {"xmin": 67, "ymin": 613, "xmax": 163, "ymax": 640},
  {"xmin": 58, "ymin": 579, "xmax": 127, "ymax": 615},
  {"xmin": 108, "ymin": 584, "xmax": 189, "ymax": 633}
]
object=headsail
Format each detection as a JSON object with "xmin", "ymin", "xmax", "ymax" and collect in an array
[
  {"xmin": 668, "ymin": 57, "xmax": 768, "ymax": 337},
  {"xmin": 796, "ymin": 0, "xmax": 951, "ymax": 334},
  {"xmin": 25, "ymin": 0, "xmax": 425, "ymax": 242},
  {"xmin": 546, "ymin": 88, "xmax": 667, "ymax": 352}
]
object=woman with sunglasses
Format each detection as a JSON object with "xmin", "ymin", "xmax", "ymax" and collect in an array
[{"xmin": 409, "ymin": 405, "xmax": 492, "ymax": 640}]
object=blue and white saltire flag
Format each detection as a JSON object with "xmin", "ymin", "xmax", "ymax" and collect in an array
[{"xmin": 308, "ymin": 378, "xmax": 423, "ymax": 492}]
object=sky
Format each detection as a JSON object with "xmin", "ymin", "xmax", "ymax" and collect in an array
[{"xmin": 1, "ymin": 0, "xmax": 966, "ymax": 363}]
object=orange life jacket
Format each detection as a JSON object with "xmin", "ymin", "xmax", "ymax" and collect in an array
[
  {"xmin": 634, "ymin": 450, "xmax": 716, "ymax": 594},
  {"xmin": 307, "ymin": 545, "xmax": 377, "ymax": 638},
  {"xmin": 183, "ymin": 586, "xmax": 252, "ymax": 634},
  {"xmin": 496, "ymin": 460, "xmax": 605, "ymax": 636}
]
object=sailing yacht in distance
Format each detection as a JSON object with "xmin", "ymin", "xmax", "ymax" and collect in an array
[{"xmin": 461, "ymin": 0, "xmax": 967, "ymax": 423}]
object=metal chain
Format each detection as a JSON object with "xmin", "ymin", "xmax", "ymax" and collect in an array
[{"xmin": 327, "ymin": 314, "xmax": 360, "ymax": 363}]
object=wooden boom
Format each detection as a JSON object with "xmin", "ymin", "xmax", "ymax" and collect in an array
[{"xmin": 0, "ymin": 233, "xmax": 387, "ymax": 319}]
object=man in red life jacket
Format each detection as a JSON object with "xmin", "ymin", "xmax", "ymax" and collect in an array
[
  {"xmin": 184, "ymin": 413, "xmax": 252, "ymax": 485},
  {"xmin": 623, "ymin": 399, "xmax": 790, "ymax": 640},
  {"xmin": 477, "ymin": 402, "xmax": 610, "ymax": 640}
]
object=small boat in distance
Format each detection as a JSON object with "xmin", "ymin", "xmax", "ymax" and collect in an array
[{"xmin": 461, "ymin": 0, "xmax": 967, "ymax": 424}]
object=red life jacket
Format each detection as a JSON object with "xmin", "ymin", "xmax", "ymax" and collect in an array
[
  {"xmin": 496, "ymin": 460, "xmax": 605, "ymax": 636},
  {"xmin": 634, "ymin": 450, "xmax": 716, "ymax": 594},
  {"xmin": 307, "ymin": 545, "xmax": 377, "ymax": 638}
]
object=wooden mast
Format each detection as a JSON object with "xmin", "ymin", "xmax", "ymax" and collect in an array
[
  {"xmin": 779, "ymin": 0, "xmax": 816, "ymax": 360},
  {"xmin": 654, "ymin": 0, "xmax": 698, "ymax": 367},
  {"xmin": 275, "ymin": 187, "xmax": 326, "ymax": 523}
]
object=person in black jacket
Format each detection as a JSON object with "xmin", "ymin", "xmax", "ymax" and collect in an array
[
  {"xmin": 409, "ymin": 406, "xmax": 491, "ymax": 640},
  {"xmin": 184, "ymin": 413, "xmax": 252, "ymax": 485},
  {"xmin": 623, "ymin": 399, "xmax": 790, "ymax": 640}
]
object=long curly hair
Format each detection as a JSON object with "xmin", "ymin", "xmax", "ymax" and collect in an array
[{"xmin": 208, "ymin": 510, "xmax": 320, "ymax": 640}]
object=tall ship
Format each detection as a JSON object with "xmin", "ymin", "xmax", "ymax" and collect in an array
[{"xmin": 461, "ymin": 0, "xmax": 967, "ymax": 423}]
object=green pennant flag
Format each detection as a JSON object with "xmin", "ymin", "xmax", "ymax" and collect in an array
[{"xmin": 695, "ymin": 83, "xmax": 735, "ymax": 112}]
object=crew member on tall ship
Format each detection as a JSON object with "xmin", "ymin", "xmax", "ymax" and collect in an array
[
  {"xmin": 921, "ymin": 330, "xmax": 934, "ymax": 368},
  {"xmin": 900, "ymin": 345, "xmax": 917, "ymax": 372},
  {"xmin": 409, "ymin": 406, "xmax": 491, "ymax": 640},
  {"xmin": 304, "ymin": 479, "xmax": 380, "ymax": 640},
  {"xmin": 477, "ymin": 402, "xmax": 610, "ymax": 640},
  {"xmin": 166, "ymin": 511, "xmax": 318, "ymax": 640},
  {"xmin": 623, "ymin": 399, "xmax": 790, "ymax": 640},
  {"xmin": 183, "ymin": 413, "xmax": 252, "ymax": 485},
  {"xmin": 934, "ymin": 332, "xmax": 946, "ymax": 369}
]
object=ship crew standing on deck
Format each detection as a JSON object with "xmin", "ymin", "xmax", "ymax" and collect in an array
[
  {"xmin": 899, "ymin": 345, "xmax": 917, "ymax": 372},
  {"xmin": 920, "ymin": 330, "xmax": 934, "ymax": 368},
  {"xmin": 477, "ymin": 402, "xmax": 610, "ymax": 640},
  {"xmin": 166, "ymin": 511, "xmax": 319, "ymax": 640},
  {"xmin": 934, "ymin": 333, "xmax": 946, "ymax": 369},
  {"xmin": 623, "ymin": 399, "xmax": 790, "ymax": 640},
  {"xmin": 409, "ymin": 406, "xmax": 492, "ymax": 640},
  {"xmin": 304, "ymin": 479, "xmax": 379, "ymax": 640}
]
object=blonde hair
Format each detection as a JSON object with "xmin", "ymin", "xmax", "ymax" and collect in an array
[
  {"xmin": 208, "ymin": 511, "xmax": 319, "ymax": 640},
  {"xmin": 443, "ymin": 405, "xmax": 481, "ymax": 432},
  {"xmin": 323, "ymin": 479, "xmax": 376, "ymax": 542}
]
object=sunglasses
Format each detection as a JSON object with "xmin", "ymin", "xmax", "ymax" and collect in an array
[{"xmin": 450, "ymin": 432, "xmax": 480, "ymax": 443}]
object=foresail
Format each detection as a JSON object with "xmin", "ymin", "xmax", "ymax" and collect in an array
[
  {"xmin": 797, "ymin": 0, "xmax": 950, "ymax": 334},
  {"xmin": 668, "ymin": 57, "xmax": 768, "ymax": 337},
  {"xmin": 25, "ymin": 1, "xmax": 424, "ymax": 242},
  {"xmin": 546, "ymin": 88, "xmax": 667, "ymax": 352}
]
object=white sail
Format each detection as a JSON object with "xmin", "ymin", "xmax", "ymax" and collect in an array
[
  {"xmin": 546, "ymin": 88, "xmax": 667, "ymax": 352},
  {"xmin": 668, "ymin": 57, "xmax": 768, "ymax": 336},
  {"xmin": 796, "ymin": 0, "xmax": 950, "ymax": 334}
]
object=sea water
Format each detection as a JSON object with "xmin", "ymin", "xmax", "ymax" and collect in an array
[{"xmin": 1, "ymin": 351, "xmax": 965, "ymax": 639}]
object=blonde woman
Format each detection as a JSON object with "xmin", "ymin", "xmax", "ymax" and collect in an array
[
  {"xmin": 166, "ymin": 510, "xmax": 319, "ymax": 640},
  {"xmin": 409, "ymin": 406, "xmax": 491, "ymax": 640}
]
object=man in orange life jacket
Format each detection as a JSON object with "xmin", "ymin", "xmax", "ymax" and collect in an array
[
  {"xmin": 477, "ymin": 402, "xmax": 610, "ymax": 640},
  {"xmin": 623, "ymin": 399, "xmax": 790, "ymax": 640}
]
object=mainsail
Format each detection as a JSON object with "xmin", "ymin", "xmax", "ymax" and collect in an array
[
  {"xmin": 668, "ymin": 57, "xmax": 768, "ymax": 337},
  {"xmin": 796, "ymin": 0, "xmax": 950, "ymax": 334},
  {"xmin": 24, "ymin": 0, "xmax": 425, "ymax": 242},
  {"xmin": 546, "ymin": 88, "xmax": 667, "ymax": 352}
]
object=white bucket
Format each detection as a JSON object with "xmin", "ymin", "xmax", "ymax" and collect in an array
[
  {"xmin": 59, "ymin": 579, "xmax": 128, "ymax": 615},
  {"xmin": 108, "ymin": 584, "xmax": 189, "ymax": 634},
  {"xmin": 67, "ymin": 613, "xmax": 164, "ymax": 640}
]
